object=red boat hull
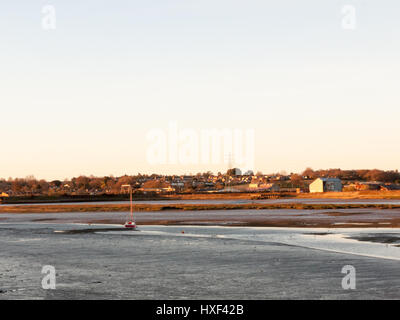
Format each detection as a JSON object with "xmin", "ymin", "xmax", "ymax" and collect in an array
[{"xmin": 124, "ymin": 221, "xmax": 137, "ymax": 229}]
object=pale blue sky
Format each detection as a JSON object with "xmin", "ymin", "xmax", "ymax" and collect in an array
[{"xmin": 1, "ymin": 1, "xmax": 399, "ymax": 180}]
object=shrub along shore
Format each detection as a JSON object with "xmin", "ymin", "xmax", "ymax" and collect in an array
[{"xmin": 2, "ymin": 190, "xmax": 400, "ymax": 205}]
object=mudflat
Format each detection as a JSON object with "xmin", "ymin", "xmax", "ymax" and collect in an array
[{"xmin": 1, "ymin": 223, "xmax": 400, "ymax": 299}]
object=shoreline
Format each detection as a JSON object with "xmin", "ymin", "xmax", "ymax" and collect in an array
[
  {"xmin": 2, "ymin": 202, "xmax": 400, "ymax": 213},
  {"xmin": 3, "ymin": 190, "xmax": 400, "ymax": 205}
]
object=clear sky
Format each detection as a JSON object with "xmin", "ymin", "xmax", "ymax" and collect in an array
[{"xmin": 1, "ymin": 1, "xmax": 399, "ymax": 180}]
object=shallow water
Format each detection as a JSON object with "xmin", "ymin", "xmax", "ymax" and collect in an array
[
  {"xmin": 1, "ymin": 208, "xmax": 399, "ymax": 228},
  {"xmin": 99, "ymin": 225, "xmax": 400, "ymax": 261}
]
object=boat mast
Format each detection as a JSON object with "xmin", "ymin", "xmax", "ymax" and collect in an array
[
  {"xmin": 121, "ymin": 184, "xmax": 135, "ymax": 223},
  {"xmin": 130, "ymin": 186, "xmax": 133, "ymax": 221}
]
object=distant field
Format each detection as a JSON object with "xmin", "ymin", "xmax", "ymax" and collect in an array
[
  {"xmin": 2, "ymin": 202, "xmax": 400, "ymax": 213},
  {"xmin": 3, "ymin": 190, "xmax": 400, "ymax": 205}
]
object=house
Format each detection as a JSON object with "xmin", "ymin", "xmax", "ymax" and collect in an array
[
  {"xmin": 243, "ymin": 170, "xmax": 254, "ymax": 176},
  {"xmin": 249, "ymin": 183, "xmax": 259, "ymax": 189},
  {"xmin": 227, "ymin": 168, "xmax": 242, "ymax": 176},
  {"xmin": 140, "ymin": 180, "xmax": 175, "ymax": 193},
  {"xmin": 0, "ymin": 192, "xmax": 9, "ymax": 203},
  {"xmin": 217, "ymin": 187, "xmax": 242, "ymax": 193},
  {"xmin": 353, "ymin": 182, "xmax": 381, "ymax": 191},
  {"xmin": 248, "ymin": 182, "xmax": 280, "ymax": 192},
  {"xmin": 309, "ymin": 178, "xmax": 342, "ymax": 193},
  {"xmin": 380, "ymin": 184, "xmax": 400, "ymax": 191}
]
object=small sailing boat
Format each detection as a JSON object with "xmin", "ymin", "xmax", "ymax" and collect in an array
[
  {"xmin": 125, "ymin": 220, "xmax": 136, "ymax": 229},
  {"xmin": 121, "ymin": 184, "xmax": 137, "ymax": 230}
]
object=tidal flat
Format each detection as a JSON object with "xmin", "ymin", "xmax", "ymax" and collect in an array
[{"xmin": 1, "ymin": 220, "xmax": 400, "ymax": 299}]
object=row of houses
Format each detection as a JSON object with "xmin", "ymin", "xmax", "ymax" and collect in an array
[{"xmin": 136, "ymin": 177, "xmax": 343, "ymax": 194}]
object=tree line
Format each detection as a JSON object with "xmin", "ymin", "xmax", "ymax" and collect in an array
[{"xmin": 0, "ymin": 168, "xmax": 399, "ymax": 196}]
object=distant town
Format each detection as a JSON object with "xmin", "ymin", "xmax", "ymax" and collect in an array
[{"xmin": 1, "ymin": 168, "xmax": 400, "ymax": 199}]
